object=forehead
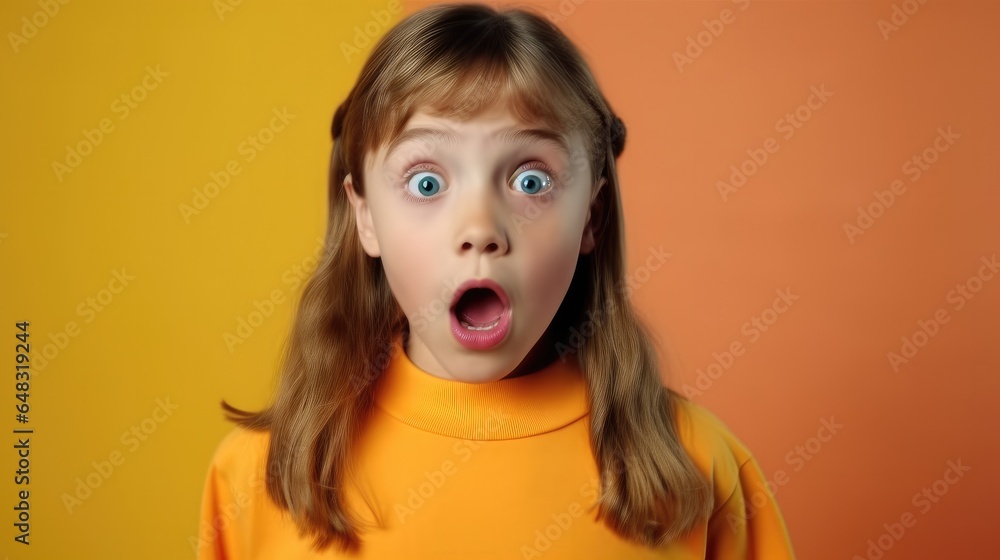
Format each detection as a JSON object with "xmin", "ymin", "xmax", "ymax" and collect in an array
[{"xmin": 379, "ymin": 106, "xmax": 579, "ymax": 161}]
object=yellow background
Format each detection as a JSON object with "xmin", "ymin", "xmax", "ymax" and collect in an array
[{"xmin": 2, "ymin": 1, "xmax": 402, "ymax": 557}]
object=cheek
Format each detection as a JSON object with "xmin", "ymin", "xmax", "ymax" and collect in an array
[
  {"xmin": 375, "ymin": 213, "xmax": 441, "ymax": 315},
  {"xmin": 517, "ymin": 217, "xmax": 583, "ymax": 306},
  {"xmin": 385, "ymin": 252, "xmax": 436, "ymax": 307}
]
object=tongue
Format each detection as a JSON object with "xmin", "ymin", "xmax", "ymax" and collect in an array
[{"xmin": 457, "ymin": 288, "xmax": 504, "ymax": 325}]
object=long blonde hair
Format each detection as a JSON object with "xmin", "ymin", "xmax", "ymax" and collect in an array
[{"xmin": 222, "ymin": 2, "xmax": 712, "ymax": 552}]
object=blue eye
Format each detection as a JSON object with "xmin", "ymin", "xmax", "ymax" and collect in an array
[
  {"xmin": 513, "ymin": 168, "xmax": 552, "ymax": 195},
  {"xmin": 400, "ymin": 164, "xmax": 555, "ymax": 202},
  {"xmin": 407, "ymin": 171, "xmax": 445, "ymax": 198}
]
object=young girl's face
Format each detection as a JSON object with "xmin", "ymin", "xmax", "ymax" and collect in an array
[{"xmin": 345, "ymin": 103, "xmax": 604, "ymax": 383}]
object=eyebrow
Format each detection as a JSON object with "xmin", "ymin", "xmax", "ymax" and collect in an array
[{"xmin": 385, "ymin": 126, "xmax": 571, "ymax": 161}]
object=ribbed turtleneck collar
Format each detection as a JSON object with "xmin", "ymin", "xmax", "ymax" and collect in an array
[{"xmin": 373, "ymin": 335, "xmax": 590, "ymax": 440}]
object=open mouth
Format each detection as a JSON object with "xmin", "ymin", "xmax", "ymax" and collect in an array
[
  {"xmin": 449, "ymin": 279, "xmax": 512, "ymax": 350},
  {"xmin": 454, "ymin": 287, "xmax": 504, "ymax": 331}
]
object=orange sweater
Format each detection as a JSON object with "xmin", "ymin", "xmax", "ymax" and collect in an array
[{"xmin": 196, "ymin": 337, "xmax": 796, "ymax": 559}]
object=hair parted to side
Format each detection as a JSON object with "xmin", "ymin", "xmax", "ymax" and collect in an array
[{"xmin": 220, "ymin": 2, "xmax": 712, "ymax": 553}]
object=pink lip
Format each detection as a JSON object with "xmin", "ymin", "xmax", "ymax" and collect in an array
[{"xmin": 450, "ymin": 278, "xmax": 512, "ymax": 351}]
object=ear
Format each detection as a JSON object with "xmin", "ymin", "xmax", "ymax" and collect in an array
[
  {"xmin": 580, "ymin": 176, "xmax": 606, "ymax": 255},
  {"xmin": 343, "ymin": 173, "xmax": 381, "ymax": 258}
]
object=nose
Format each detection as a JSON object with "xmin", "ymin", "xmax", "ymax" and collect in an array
[{"xmin": 457, "ymin": 187, "xmax": 509, "ymax": 256}]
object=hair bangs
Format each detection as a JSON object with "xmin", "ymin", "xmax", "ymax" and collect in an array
[{"xmin": 362, "ymin": 49, "xmax": 594, "ymax": 176}]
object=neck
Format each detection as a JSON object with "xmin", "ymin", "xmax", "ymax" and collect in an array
[
  {"xmin": 502, "ymin": 325, "xmax": 574, "ymax": 380},
  {"xmin": 374, "ymin": 332, "xmax": 590, "ymax": 440}
]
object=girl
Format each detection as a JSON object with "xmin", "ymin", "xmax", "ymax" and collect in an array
[{"xmin": 197, "ymin": 3, "xmax": 796, "ymax": 559}]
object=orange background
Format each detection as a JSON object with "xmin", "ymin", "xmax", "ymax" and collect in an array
[{"xmin": 1, "ymin": 0, "xmax": 996, "ymax": 558}]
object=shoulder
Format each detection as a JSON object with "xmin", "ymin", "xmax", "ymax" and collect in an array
[
  {"xmin": 669, "ymin": 396, "xmax": 756, "ymax": 506},
  {"xmin": 671, "ymin": 397, "xmax": 754, "ymax": 465},
  {"xmin": 672, "ymin": 397, "xmax": 798, "ymax": 557},
  {"xmin": 205, "ymin": 425, "xmax": 271, "ymax": 488}
]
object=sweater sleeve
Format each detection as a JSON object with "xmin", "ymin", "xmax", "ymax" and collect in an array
[
  {"xmin": 195, "ymin": 430, "xmax": 257, "ymax": 560},
  {"xmin": 705, "ymin": 456, "xmax": 796, "ymax": 559},
  {"xmin": 195, "ymin": 457, "xmax": 234, "ymax": 560}
]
